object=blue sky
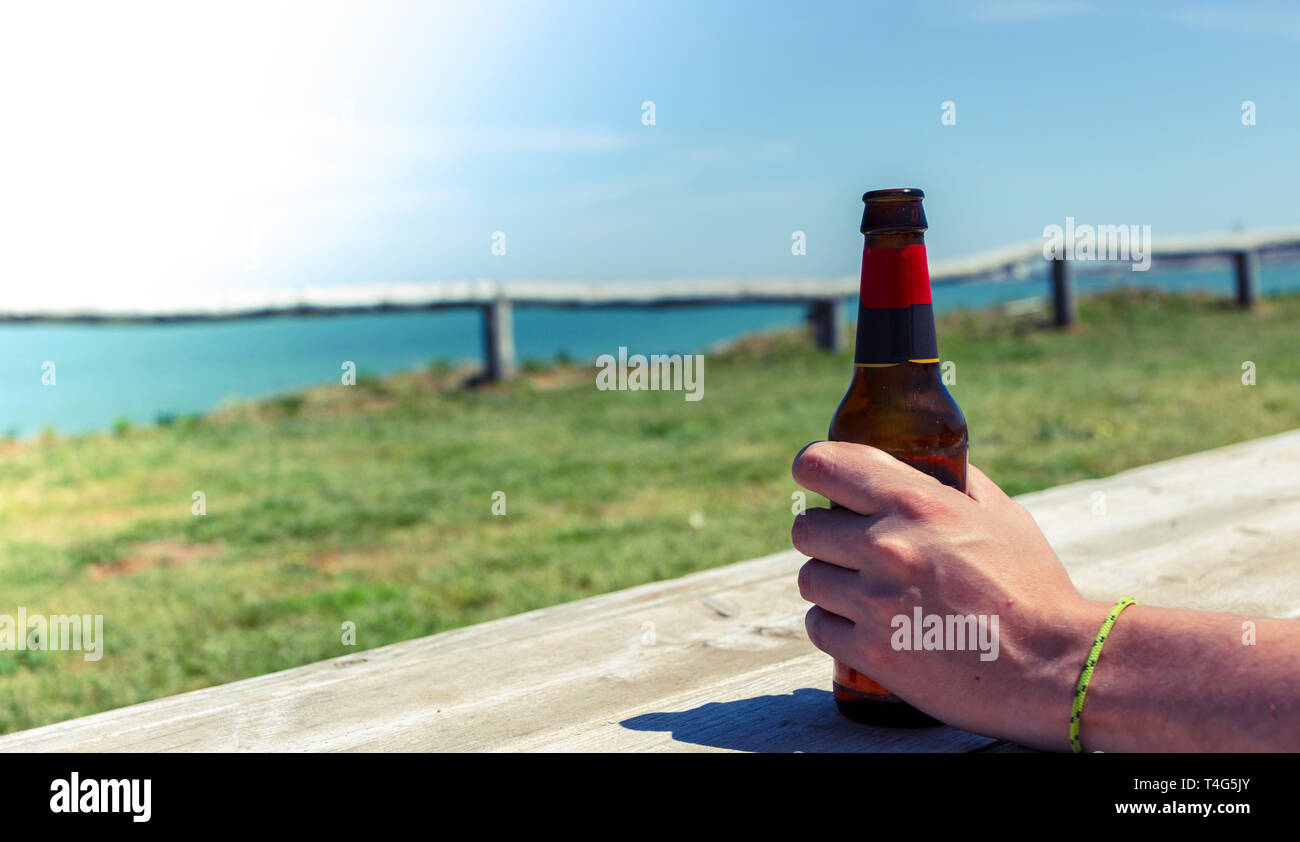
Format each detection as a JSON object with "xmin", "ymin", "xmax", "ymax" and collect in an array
[{"xmin": 2, "ymin": 0, "xmax": 1298, "ymax": 299}]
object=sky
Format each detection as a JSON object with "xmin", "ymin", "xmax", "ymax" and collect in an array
[{"xmin": 0, "ymin": 0, "xmax": 1297, "ymax": 303}]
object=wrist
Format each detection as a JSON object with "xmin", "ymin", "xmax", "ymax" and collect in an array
[
  {"xmin": 1053, "ymin": 597, "xmax": 1143, "ymax": 753},
  {"xmin": 1021, "ymin": 597, "xmax": 1118, "ymax": 751}
]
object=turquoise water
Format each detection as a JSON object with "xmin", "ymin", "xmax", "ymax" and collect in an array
[{"xmin": 3, "ymin": 263, "xmax": 1298, "ymax": 436}]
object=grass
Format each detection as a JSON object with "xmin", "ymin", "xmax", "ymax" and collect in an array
[{"xmin": 0, "ymin": 288, "xmax": 1298, "ymax": 734}]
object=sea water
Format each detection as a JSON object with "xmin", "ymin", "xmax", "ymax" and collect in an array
[{"xmin": 1, "ymin": 263, "xmax": 1296, "ymax": 436}]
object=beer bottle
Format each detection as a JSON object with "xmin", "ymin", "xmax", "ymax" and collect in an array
[{"xmin": 827, "ymin": 188, "xmax": 968, "ymax": 726}]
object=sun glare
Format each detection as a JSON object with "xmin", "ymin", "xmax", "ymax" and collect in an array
[{"xmin": 0, "ymin": 1, "xmax": 493, "ymax": 309}]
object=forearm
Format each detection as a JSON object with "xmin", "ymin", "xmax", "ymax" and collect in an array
[{"xmin": 1061, "ymin": 600, "xmax": 1300, "ymax": 752}]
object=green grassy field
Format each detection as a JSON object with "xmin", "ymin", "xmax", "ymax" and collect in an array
[{"xmin": 1, "ymin": 289, "xmax": 1297, "ymax": 734}]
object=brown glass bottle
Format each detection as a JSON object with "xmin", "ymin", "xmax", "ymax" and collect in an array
[{"xmin": 828, "ymin": 188, "xmax": 968, "ymax": 727}]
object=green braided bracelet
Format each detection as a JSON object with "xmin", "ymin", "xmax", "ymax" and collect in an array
[{"xmin": 1070, "ymin": 597, "xmax": 1137, "ymax": 753}]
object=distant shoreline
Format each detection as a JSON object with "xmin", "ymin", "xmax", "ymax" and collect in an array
[{"xmin": 3, "ymin": 275, "xmax": 1299, "ymax": 438}]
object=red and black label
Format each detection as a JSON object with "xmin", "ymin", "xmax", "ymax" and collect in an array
[{"xmin": 853, "ymin": 244, "xmax": 939, "ymax": 364}]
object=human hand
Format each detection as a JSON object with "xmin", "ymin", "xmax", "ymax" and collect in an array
[{"xmin": 791, "ymin": 440, "xmax": 1107, "ymax": 748}]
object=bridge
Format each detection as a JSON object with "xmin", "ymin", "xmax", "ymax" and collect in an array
[{"xmin": 4, "ymin": 226, "xmax": 1298, "ymax": 380}]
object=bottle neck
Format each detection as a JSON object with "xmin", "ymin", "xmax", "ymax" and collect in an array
[{"xmin": 853, "ymin": 232, "xmax": 938, "ymax": 366}]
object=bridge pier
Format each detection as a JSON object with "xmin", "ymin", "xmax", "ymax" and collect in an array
[
  {"xmin": 1233, "ymin": 250, "xmax": 1259, "ymax": 309},
  {"xmin": 481, "ymin": 298, "xmax": 516, "ymax": 381},
  {"xmin": 1050, "ymin": 257, "xmax": 1076, "ymax": 327},
  {"xmin": 808, "ymin": 298, "xmax": 846, "ymax": 352}
]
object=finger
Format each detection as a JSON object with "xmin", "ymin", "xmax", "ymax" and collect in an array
[
  {"xmin": 797, "ymin": 557, "xmax": 865, "ymax": 621},
  {"xmin": 804, "ymin": 604, "xmax": 855, "ymax": 660},
  {"xmin": 791, "ymin": 441, "xmax": 921, "ymax": 517},
  {"xmin": 965, "ymin": 464, "xmax": 1009, "ymax": 505},
  {"xmin": 791, "ymin": 506, "xmax": 904, "ymax": 576}
]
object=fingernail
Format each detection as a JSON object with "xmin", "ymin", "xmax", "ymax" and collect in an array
[{"xmin": 792, "ymin": 440, "xmax": 823, "ymax": 472}]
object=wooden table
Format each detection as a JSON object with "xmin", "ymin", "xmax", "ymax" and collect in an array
[{"xmin": 4, "ymin": 430, "xmax": 1299, "ymax": 752}]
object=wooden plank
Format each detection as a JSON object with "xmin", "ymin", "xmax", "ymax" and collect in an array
[
  {"xmin": 1018, "ymin": 428, "xmax": 1300, "ymax": 573},
  {"xmin": 496, "ymin": 655, "xmax": 994, "ymax": 752},
  {"xmin": 3, "ymin": 429, "xmax": 1300, "ymax": 752},
  {"xmin": 0, "ymin": 547, "xmax": 993, "ymax": 753}
]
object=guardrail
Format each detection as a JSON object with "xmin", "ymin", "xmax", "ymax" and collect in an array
[{"xmin": 4, "ymin": 227, "xmax": 1299, "ymax": 380}]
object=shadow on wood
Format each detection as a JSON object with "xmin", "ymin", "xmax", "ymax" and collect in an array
[{"xmin": 620, "ymin": 688, "xmax": 986, "ymax": 753}]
